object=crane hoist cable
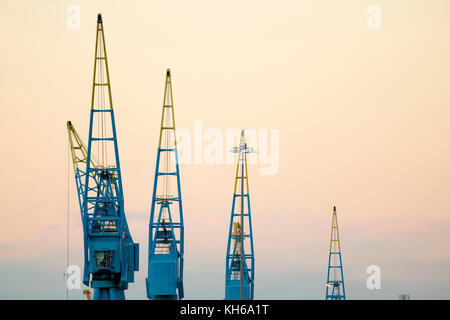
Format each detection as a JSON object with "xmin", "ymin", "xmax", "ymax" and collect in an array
[{"xmin": 66, "ymin": 138, "xmax": 70, "ymax": 300}]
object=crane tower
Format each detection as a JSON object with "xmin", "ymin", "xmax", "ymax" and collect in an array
[
  {"xmin": 146, "ymin": 69, "xmax": 184, "ymax": 300},
  {"xmin": 325, "ymin": 206, "xmax": 346, "ymax": 300},
  {"xmin": 225, "ymin": 130, "xmax": 256, "ymax": 300},
  {"xmin": 67, "ymin": 14, "xmax": 139, "ymax": 300}
]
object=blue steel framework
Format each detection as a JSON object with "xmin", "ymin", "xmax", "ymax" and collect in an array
[
  {"xmin": 67, "ymin": 14, "xmax": 138, "ymax": 300},
  {"xmin": 146, "ymin": 69, "xmax": 184, "ymax": 300},
  {"xmin": 225, "ymin": 130, "xmax": 256, "ymax": 300},
  {"xmin": 325, "ymin": 206, "xmax": 346, "ymax": 300}
]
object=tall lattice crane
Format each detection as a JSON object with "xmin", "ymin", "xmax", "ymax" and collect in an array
[
  {"xmin": 225, "ymin": 130, "xmax": 256, "ymax": 300},
  {"xmin": 325, "ymin": 206, "xmax": 346, "ymax": 300},
  {"xmin": 67, "ymin": 14, "xmax": 139, "ymax": 300},
  {"xmin": 146, "ymin": 69, "xmax": 184, "ymax": 300}
]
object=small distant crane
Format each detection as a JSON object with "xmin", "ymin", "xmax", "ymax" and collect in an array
[
  {"xmin": 325, "ymin": 206, "xmax": 346, "ymax": 300},
  {"xmin": 225, "ymin": 130, "xmax": 256, "ymax": 300}
]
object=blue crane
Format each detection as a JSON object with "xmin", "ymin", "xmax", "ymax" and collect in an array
[
  {"xmin": 67, "ymin": 14, "xmax": 139, "ymax": 300},
  {"xmin": 146, "ymin": 69, "xmax": 184, "ymax": 300},
  {"xmin": 225, "ymin": 130, "xmax": 256, "ymax": 300},
  {"xmin": 325, "ymin": 206, "xmax": 346, "ymax": 300}
]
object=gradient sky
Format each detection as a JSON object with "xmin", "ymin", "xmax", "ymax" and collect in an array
[{"xmin": 0, "ymin": 0, "xmax": 449, "ymax": 299}]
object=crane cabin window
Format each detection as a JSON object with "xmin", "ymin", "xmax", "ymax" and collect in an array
[{"xmin": 95, "ymin": 250, "xmax": 113, "ymax": 268}]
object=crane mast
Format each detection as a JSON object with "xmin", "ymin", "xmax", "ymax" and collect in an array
[
  {"xmin": 225, "ymin": 130, "xmax": 255, "ymax": 300},
  {"xmin": 325, "ymin": 206, "xmax": 346, "ymax": 300},
  {"xmin": 67, "ymin": 14, "xmax": 139, "ymax": 300},
  {"xmin": 146, "ymin": 69, "xmax": 184, "ymax": 300}
]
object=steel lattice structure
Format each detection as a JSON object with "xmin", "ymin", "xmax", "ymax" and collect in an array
[
  {"xmin": 146, "ymin": 69, "xmax": 184, "ymax": 300},
  {"xmin": 225, "ymin": 130, "xmax": 256, "ymax": 300},
  {"xmin": 67, "ymin": 14, "xmax": 139, "ymax": 300},
  {"xmin": 325, "ymin": 206, "xmax": 346, "ymax": 300}
]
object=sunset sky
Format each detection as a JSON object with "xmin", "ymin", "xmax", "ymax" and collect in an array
[{"xmin": 0, "ymin": 0, "xmax": 449, "ymax": 299}]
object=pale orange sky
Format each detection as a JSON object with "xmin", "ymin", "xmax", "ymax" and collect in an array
[{"xmin": 0, "ymin": 0, "xmax": 449, "ymax": 299}]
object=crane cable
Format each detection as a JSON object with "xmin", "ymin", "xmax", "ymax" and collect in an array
[
  {"xmin": 163, "ymin": 96, "xmax": 171, "ymax": 220},
  {"xmin": 100, "ymin": 30, "xmax": 108, "ymax": 167},
  {"xmin": 66, "ymin": 136, "xmax": 70, "ymax": 300}
]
